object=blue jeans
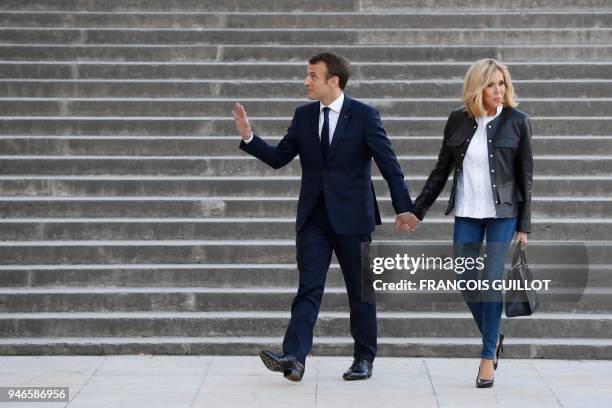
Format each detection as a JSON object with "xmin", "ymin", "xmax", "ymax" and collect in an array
[{"xmin": 453, "ymin": 216, "xmax": 517, "ymax": 359}]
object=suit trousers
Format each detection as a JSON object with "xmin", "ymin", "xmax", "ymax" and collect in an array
[{"xmin": 282, "ymin": 194, "xmax": 376, "ymax": 364}]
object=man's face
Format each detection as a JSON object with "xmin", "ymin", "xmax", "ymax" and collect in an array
[{"xmin": 303, "ymin": 62, "xmax": 337, "ymax": 101}]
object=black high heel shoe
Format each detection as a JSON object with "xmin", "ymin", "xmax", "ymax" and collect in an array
[
  {"xmin": 494, "ymin": 332, "xmax": 505, "ymax": 370},
  {"xmin": 476, "ymin": 367, "xmax": 495, "ymax": 389}
]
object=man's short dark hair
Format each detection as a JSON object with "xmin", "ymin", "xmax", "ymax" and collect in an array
[{"xmin": 308, "ymin": 52, "xmax": 350, "ymax": 90}]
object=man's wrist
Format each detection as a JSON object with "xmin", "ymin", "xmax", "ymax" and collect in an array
[{"xmin": 243, "ymin": 132, "xmax": 254, "ymax": 144}]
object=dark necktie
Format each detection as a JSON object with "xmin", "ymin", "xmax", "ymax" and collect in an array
[{"xmin": 321, "ymin": 107, "xmax": 330, "ymax": 160}]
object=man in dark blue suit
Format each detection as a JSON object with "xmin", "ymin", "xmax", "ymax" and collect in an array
[{"xmin": 233, "ymin": 52, "xmax": 419, "ymax": 382}]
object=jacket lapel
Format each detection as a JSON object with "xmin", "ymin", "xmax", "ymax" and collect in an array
[
  {"xmin": 326, "ymin": 95, "xmax": 352, "ymax": 160},
  {"xmin": 308, "ymin": 102, "xmax": 324, "ymax": 163}
]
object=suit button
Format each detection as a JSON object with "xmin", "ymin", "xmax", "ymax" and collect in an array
[
  {"xmin": 490, "ymin": 154, "xmax": 493, "ymax": 158},
  {"xmin": 474, "ymin": 126, "xmax": 477, "ymax": 129},
  {"xmin": 493, "ymin": 184, "xmax": 496, "ymax": 187},
  {"xmin": 461, "ymin": 153, "xmax": 464, "ymax": 156},
  {"xmin": 491, "ymin": 169, "xmax": 495, "ymax": 173},
  {"xmin": 488, "ymin": 125, "xmax": 492, "ymax": 128},
  {"xmin": 495, "ymin": 200, "xmax": 499, "ymax": 204},
  {"xmin": 467, "ymin": 138, "xmax": 470, "ymax": 142},
  {"xmin": 489, "ymin": 139, "xmax": 492, "ymax": 142}
]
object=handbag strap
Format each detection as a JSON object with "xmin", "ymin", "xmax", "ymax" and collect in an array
[
  {"xmin": 512, "ymin": 243, "xmax": 528, "ymax": 267},
  {"xmin": 511, "ymin": 242, "xmax": 523, "ymax": 266},
  {"xmin": 519, "ymin": 245, "xmax": 528, "ymax": 266}
]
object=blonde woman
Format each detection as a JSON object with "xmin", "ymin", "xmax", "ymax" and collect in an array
[{"xmin": 412, "ymin": 59, "xmax": 533, "ymax": 388}]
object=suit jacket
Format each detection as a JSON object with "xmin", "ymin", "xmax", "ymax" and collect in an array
[
  {"xmin": 239, "ymin": 94, "xmax": 414, "ymax": 234},
  {"xmin": 413, "ymin": 106, "xmax": 533, "ymax": 232}
]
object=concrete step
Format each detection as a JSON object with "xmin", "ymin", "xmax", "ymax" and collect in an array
[
  {"xmin": 2, "ymin": 98, "xmax": 611, "ymax": 118},
  {"xmin": 1, "ymin": 117, "xmax": 608, "ymax": 136},
  {"xmin": 361, "ymin": 0, "xmax": 612, "ymax": 12},
  {"xmin": 5, "ymin": 80, "xmax": 612, "ymax": 99},
  {"xmin": 0, "ymin": 216, "xmax": 605, "ymax": 241},
  {"xmin": 1, "ymin": 0, "xmax": 609, "ymax": 12},
  {"xmin": 0, "ymin": 136, "xmax": 608, "ymax": 156},
  {"xmin": 0, "ymin": 263, "xmax": 313, "ymax": 288},
  {"xmin": 0, "ymin": 197, "xmax": 606, "ymax": 219},
  {"xmin": 2, "ymin": 311, "xmax": 611, "ymax": 339},
  {"xmin": 2, "ymin": 28, "xmax": 610, "ymax": 46},
  {"xmin": 3, "ymin": 62, "xmax": 610, "ymax": 80},
  {"xmin": 0, "ymin": 288, "xmax": 609, "ymax": 313},
  {"xmin": 0, "ymin": 0, "xmax": 357, "ymax": 12},
  {"xmin": 0, "ymin": 335, "xmax": 610, "ymax": 358},
  {"xmin": 1, "ymin": 45, "xmax": 610, "ymax": 62},
  {"xmin": 0, "ymin": 1, "xmax": 610, "ymax": 361},
  {"xmin": 1, "ymin": 263, "xmax": 603, "ymax": 288},
  {"xmin": 0, "ymin": 240, "xmax": 607, "ymax": 265},
  {"xmin": 0, "ymin": 218, "xmax": 608, "ymax": 241},
  {"xmin": 1, "ymin": 0, "xmax": 610, "ymax": 361},
  {"xmin": 1, "ymin": 12, "xmax": 610, "ymax": 29},
  {"xmin": 0, "ymin": 176, "xmax": 607, "ymax": 197},
  {"xmin": 0, "ymin": 155, "xmax": 607, "ymax": 177}
]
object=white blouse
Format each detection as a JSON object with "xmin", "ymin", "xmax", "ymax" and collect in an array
[{"xmin": 454, "ymin": 105, "xmax": 503, "ymax": 219}]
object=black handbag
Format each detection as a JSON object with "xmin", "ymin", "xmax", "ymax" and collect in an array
[{"xmin": 504, "ymin": 244, "xmax": 539, "ymax": 317}]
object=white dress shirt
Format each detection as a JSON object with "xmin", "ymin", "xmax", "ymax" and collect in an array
[
  {"xmin": 454, "ymin": 105, "xmax": 503, "ymax": 219},
  {"xmin": 318, "ymin": 92, "xmax": 344, "ymax": 143},
  {"xmin": 243, "ymin": 92, "xmax": 345, "ymax": 145}
]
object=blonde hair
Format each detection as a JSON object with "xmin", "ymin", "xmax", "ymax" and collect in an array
[{"xmin": 462, "ymin": 59, "xmax": 518, "ymax": 118}]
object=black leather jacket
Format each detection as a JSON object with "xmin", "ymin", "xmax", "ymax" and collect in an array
[{"xmin": 413, "ymin": 106, "xmax": 533, "ymax": 233}]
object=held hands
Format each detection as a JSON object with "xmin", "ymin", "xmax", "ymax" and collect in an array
[
  {"xmin": 232, "ymin": 102, "xmax": 253, "ymax": 140},
  {"xmin": 394, "ymin": 212, "xmax": 420, "ymax": 233}
]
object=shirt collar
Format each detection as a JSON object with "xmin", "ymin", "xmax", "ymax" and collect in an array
[
  {"xmin": 479, "ymin": 104, "xmax": 503, "ymax": 124},
  {"xmin": 488, "ymin": 105, "xmax": 504, "ymax": 121},
  {"xmin": 320, "ymin": 92, "xmax": 344, "ymax": 113}
]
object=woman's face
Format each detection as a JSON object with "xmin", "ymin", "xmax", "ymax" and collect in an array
[{"xmin": 482, "ymin": 70, "xmax": 505, "ymax": 114}]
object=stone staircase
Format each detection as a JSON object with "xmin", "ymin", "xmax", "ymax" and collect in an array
[{"xmin": 1, "ymin": 0, "xmax": 612, "ymax": 358}]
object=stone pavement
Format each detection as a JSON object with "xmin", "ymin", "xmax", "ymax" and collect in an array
[{"xmin": 0, "ymin": 355, "xmax": 610, "ymax": 408}]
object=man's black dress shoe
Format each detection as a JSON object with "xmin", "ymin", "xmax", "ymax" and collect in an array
[
  {"xmin": 342, "ymin": 358, "xmax": 373, "ymax": 380},
  {"xmin": 259, "ymin": 350, "xmax": 305, "ymax": 382}
]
